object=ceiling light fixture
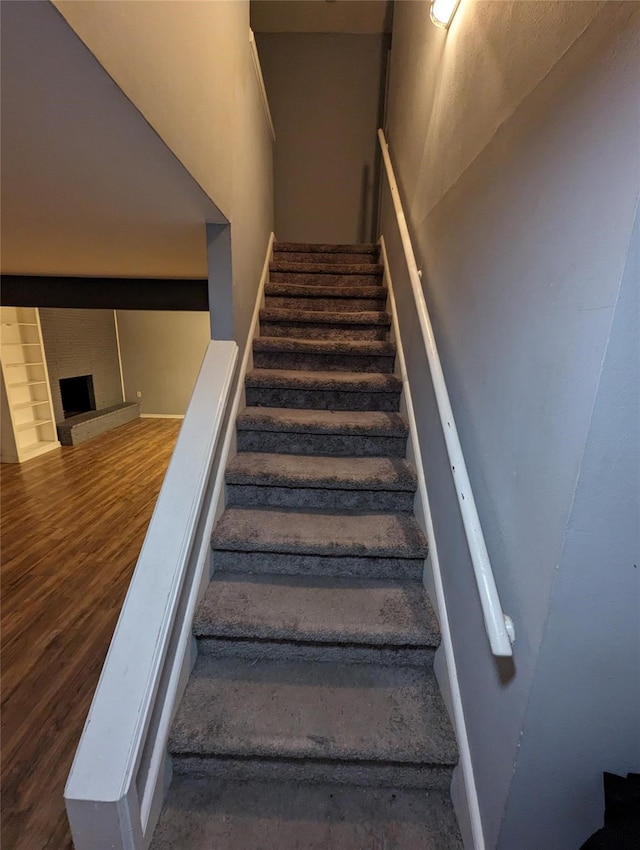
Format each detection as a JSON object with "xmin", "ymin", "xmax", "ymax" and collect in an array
[{"xmin": 430, "ymin": 0, "xmax": 461, "ymax": 29}]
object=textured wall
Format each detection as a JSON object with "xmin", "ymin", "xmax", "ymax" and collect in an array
[
  {"xmin": 381, "ymin": 1, "xmax": 640, "ymax": 847},
  {"xmin": 40, "ymin": 309, "xmax": 122, "ymax": 423},
  {"xmin": 257, "ymin": 32, "xmax": 387, "ymax": 244}
]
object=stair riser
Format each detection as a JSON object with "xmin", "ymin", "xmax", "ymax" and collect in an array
[
  {"xmin": 236, "ymin": 431, "xmax": 408, "ymax": 457},
  {"xmin": 253, "ymin": 350, "xmax": 395, "ymax": 373},
  {"xmin": 273, "ymin": 251, "xmax": 379, "ymax": 265},
  {"xmin": 270, "ymin": 272, "xmax": 382, "ymax": 286},
  {"xmin": 171, "ymin": 756, "xmax": 453, "ymax": 791},
  {"xmin": 212, "ymin": 550, "xmax": 424, "ymax": 580},
  {"xmin": 196, "ymin": 638, "xmax": 434, "ymax": 667},
  {"xmin": 260, "ymin": 322, "xmax": 390, "ymax": 341},
  {"xmin": 226, "ymin": 484, "xmax": 415, "ymax": 512},
  {"xmin": 265, "ymin": 296, "xmax": 387, "ymax": 312},
  {"xmin": 245, "ymin": 387, "xmax": 401, "ymax": 411}
]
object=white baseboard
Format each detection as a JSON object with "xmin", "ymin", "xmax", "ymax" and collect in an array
[
  {"xmin": 140, "ymin": 414, "xmax": 185, "ymax": 420},
  {"xmin": 380, "ymin": 236, "xmax": 483, "ymax": 850}
]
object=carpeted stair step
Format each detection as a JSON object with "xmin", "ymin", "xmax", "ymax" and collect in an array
[
  {"xmin": 194, "ymin": 574, "xmax": 439, "ymax": 665},
  {"xmin": 211, "ymin": 508, "xmax": 427, "ymax": 579},
  {"xmin": 265, "ymin": 282, "xmax": 387, "ymax": 312},
  {"xmin": 225, "ymin": 453, "xmax": 417, "ymax": 512},
  {"xmin": 236, "ymin": 407, "xmax": 409, "ymax": 457},
  {"xmin": 168, "ymin": 655, "xmax": 458, "ymax": 788},
  {"xmin": 270, "ymin": 262, "xmax": 383, "ymax": 287},
  {"xmin": 150, "ymin": 777, "xmax": 463, "ymax": 850},
  {"xmin": 260, "ymin": 307, "xmax": 391, "ymax": 340},
  {"xmin": 274, "ymin": 241, "xmax": 380, "ymax": 266},
  {"xmin": 252, "ymin": 337, "xmax": 396, "ymax": 373},
  {"xmin": 245, "ymin": 369, "xmax": 402, "ymax": 411}
]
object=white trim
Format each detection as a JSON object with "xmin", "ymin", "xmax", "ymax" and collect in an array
[
  {"xmin": 249, "ymin": 29, "xmax": 276, "ymax": 143},
  {"xmin": 65, "ymin": 339, "xmax": 238, "ymax": 850},
  {"xmin": 140, "ymin": 414, "xmax": 185, "ymax": 420},
  {"xmin": 113, "ymin": 310, "xmax": 126, "ymax": 403},
  {"xmin": 381, "ymin": 236, "xmax": 484, "ymax": 850},
  {"xmin": 378, "ymin": 128, "xmax": 514, "ymax": 656},
  {"xmin": 64, "ymin": 233, "xmax": 275, "ymax": 850}
]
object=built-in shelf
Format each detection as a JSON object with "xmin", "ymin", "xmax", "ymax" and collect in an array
[
  {"xmin": 17, "ymin": 439, "xmax": 61, "ymax": 460},
  {"xmin": 16, "ymin": 419, "xmax": 53, "ymax": 432},
  {"xmin": 1, "ymin": 307, "xmax": 60, "ymax": 463},
  {"xmin": 8, "ymin": 380, "xmax": 48, "ymax": 388},
  {"xmin": 13, "ymin": 399, "xmax": 50, "ymax": 410}
]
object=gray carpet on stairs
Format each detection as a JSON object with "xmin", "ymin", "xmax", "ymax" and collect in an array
[
  {"xmin": 151, "ymin": 778, "xmax": 463, "ymax": 850},
  {"xmin": 151, "ymin": 241, "xmax": 461, "ymax": 849},
  {"xmin": 253, "ymin": 337, "xmax": 396, "ymax": 373}
]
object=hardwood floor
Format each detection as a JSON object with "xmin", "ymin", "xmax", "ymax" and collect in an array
[{"xmin": 1, "ymin": 418, "xmax": 182, "ymax": 850}]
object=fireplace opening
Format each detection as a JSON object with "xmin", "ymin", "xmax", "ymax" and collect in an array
[{"xmin": 60, "ymin": 375, "xmax": 96, "ymax": 418}]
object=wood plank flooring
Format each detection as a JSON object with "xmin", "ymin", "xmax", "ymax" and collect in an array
[{"xmin": 1, "ymin": 418, "xmax": 182, "ymax": 850}]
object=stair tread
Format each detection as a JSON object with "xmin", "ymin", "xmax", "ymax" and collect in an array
[
  {"xmin": 275, "ymin": 242, "xmax": 379, "ymax": 254},
  {"xmin": 260, "ymin": 307, "xmax": 390, "ymax": 325},
  {"xmin": 169, "ymin": 656, "xmax": 457, "ymax": 764},
  {"xmin": 246, "ymin": 369, "xmax": 401, "ymax": 392},
  {"xmin": 236, "ymin": 407, "xmax": 409, "ymax": 437},
  {"xmin": 151, "ymin": 777, "xmax": 462, "ymax": 850},
  {"xmin": 265, "ymin": 283, "xmax": 386, "ymax": 298},
  {"xmin": 226, "ymin": 453, "xmax": 417, "ymax": 491},
  {"xmin": 271, "ymin": 261, "xmax": 383, "ymax": 275},
  {"xmin": 195, "ymin": 574, "xmax": 440, "ymax": 646},
  {"xmin": 212, "ymin": 508, "xmax": 428, "ymax": 558},
  {"xmin": 253, "ymin": 337, "xmax": 395, "ymax": 356}
]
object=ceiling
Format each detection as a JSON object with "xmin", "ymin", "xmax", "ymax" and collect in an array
[
  {"xmin": 251, "ymin": 1, "xmax": 393, "ymax": 34},
  {"xmin": 0, "ymin": 0, "xmax": 224, "ymax": 280}
]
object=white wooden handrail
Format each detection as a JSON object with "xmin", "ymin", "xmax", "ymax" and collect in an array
[
  {"xmin": 249, "ymin": 29, "xmax": 275, "ymax": 143},
  {"xmin": 65, "ymin": 339, "xmax": 238, "ymax": 848},
  {"xmin": 378, "ymin": 128, "xmax": 514, "ymax": 657}
]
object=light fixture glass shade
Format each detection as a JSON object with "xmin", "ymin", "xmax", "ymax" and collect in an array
[{"xmin": 430, "ymin": 0, "xmax": 461, "ymax": 28}]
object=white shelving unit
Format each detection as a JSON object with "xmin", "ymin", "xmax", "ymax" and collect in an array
[{"xmin": 1, "ymin": 306, "xmax": 60, "ymax": 463}]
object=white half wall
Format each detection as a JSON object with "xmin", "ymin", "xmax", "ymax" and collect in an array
[{"xmin": 115, "ymin": 311, "xmax": 210, "ymax": 417}]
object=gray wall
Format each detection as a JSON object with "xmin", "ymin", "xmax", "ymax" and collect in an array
[
  {"xmin": 497, "ymin": 199, "xmax": 640, "ymax": 848},
  {"xmin": 40, "ymin": 308, "xmax": 122, "ymax": 423},
  {"xmin": 256, "ymin": 32, "xmax": 387, "ymax": 244},
  {"xmin": 115, "ymin": 311, "xmax": 210, "ymax": 417},
  {"xmin": 54, "ymin": 0, "xmax": 274, "ymax": 350},
  {"xmin": 381, "ymin": 2, "xmax": 640, "ymax": 847}
]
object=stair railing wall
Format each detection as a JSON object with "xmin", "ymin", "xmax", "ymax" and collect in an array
[
  {"xmin": 378, "ymin": 129, "xmax": 514, "ymax": 659},
  {"xmin": 65, "ymin": 235, "xmax": 275, "ymax": 850}
]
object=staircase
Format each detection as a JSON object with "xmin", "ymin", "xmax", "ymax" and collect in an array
[{"xmin": 151, "ymin": 243, "xmax": 462, "ymax": 849}]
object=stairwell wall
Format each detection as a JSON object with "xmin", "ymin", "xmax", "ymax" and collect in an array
[
  {"xmin": 255, "ymin": 32, "xmax": 388, "ymax": 245},
  {"xmin": 53, "ymin": 0, "xmax": 274, "ymax": 347},
  {"xmin": 115, "ymin": 310, "xmax": 211, "ymax": 417},
  {"xmin": 380, "ymin": 1, "xmax": 640, "ymax": 847}
]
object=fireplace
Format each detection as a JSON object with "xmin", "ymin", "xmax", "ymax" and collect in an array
[{"xmin": 60, "ymin": 375, "xmax": 96, "ymax": 419}]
